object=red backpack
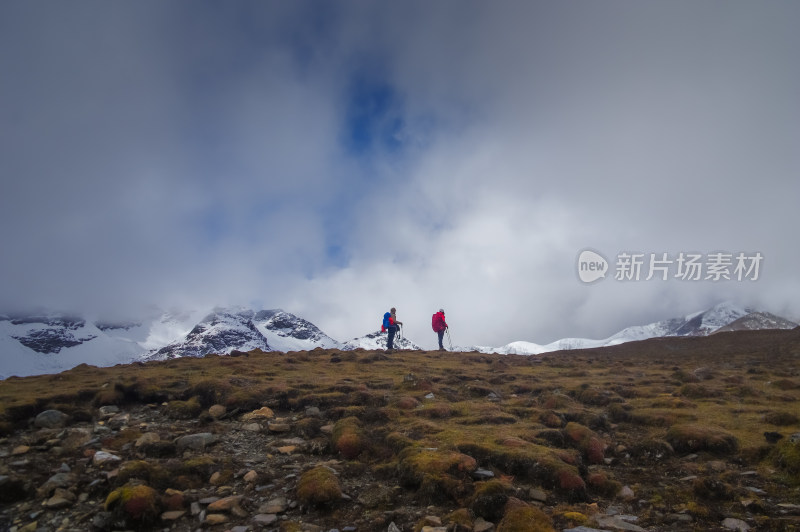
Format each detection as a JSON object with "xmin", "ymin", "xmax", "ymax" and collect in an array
[{"xmin": 432, "ymin": 312, "xmax": 445, "ymax": 332}]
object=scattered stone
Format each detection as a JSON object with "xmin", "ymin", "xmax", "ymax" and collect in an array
[
  {"xmin": 11, "ymin": 445, "xmax": 30, "ymax": 455},
  {"xmin": 472, "ymin": 468, "xmax": 494, "ymax": 480},
  {"xmin": 259, "ymin": 496, "xmax": 288, "ymax": 514},
  {"xmin": 204, "ymin": 513, "xmax": 228, "ymax": 524},
  {"xmin": 107, "ymin": 412, "xmax": 130, "ymax": 429},
  {"xmin": 175, "ymin": 432, "xmax": 217, "ymax": 450},
  {"xmin": 619, "ymin": 485, "xmax": 635, "ymax": 500},
  {"xmin": 207, "ymin": 495, "xmax": 243, "ymax": 512},
  {"xmin": 34, "ymin": 410, "xmax": 69, "ymax": 429},
  {"xmin": 242, "ymin": 422, "xmax": 262, "ymax": 432},
  {"xmin": 135, "ymin": 432, "xmax": 160, "ymax": 447},
  {"xmin": 596, "ymin": 515, "xmax": 647, "ymax": 531},
  {"xmin": 92, "ymin": 450, "xmax": 121, "ymax": 466},
  {"xmin": 161, "ymin": 510, "xmax": 186, "ymax": 520},
  {"xmin": 708, "ymin": 460, "xmax": 727, "ymax": 472},
  {"xmin": 529, "ymin": 487, "xmax": 547, "ymax": 502},
  {"xmin": 209, "ymin": 404, "xmax": 226, "ymax": 419},
  {"xmin": 472, "ymin": 517, "xmax": 494, "ymax": 532},
  {"xmin": 268, "ymin": 421, "xmax": 292, "ymax": 433},
  {"xmin": 98, "ymin": 405, "xmax": 119, "ymax": 418},
  {"xmin": 722, "ymin": 517, "xmax": 751, "ymax": 531},
  {"xmin": 242, "ymin": 406, "xmax": 275, "ymax": 421},
  {"xmin": 244, "ymin": 470, "xmax": 259, "ymax": 483},
  {"xmin": 254, "ymin": 513, "xmax": 279, "ymax": 525}
]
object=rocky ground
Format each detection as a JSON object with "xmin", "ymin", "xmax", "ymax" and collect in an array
[{"xmin": 1, "ymin": 329, "xmax": 799, "ymax": 532}]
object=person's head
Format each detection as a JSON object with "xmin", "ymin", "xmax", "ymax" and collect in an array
[
  {"xmin": 439, "ymin": 308, "xmax": 445, "ymax": 314},
  {"xmin": 391, "ymin": 307, "xmax": 396, "ymax": 313}
]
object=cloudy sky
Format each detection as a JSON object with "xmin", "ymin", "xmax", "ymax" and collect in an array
[{"xmin": 2, "ymin": 1, "xmax": 799, "ymax": 349}]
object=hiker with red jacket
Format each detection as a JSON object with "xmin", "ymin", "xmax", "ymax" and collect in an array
[{"xmin": 431, "ymin": 309, "xmax": 448, "ymax": 351}]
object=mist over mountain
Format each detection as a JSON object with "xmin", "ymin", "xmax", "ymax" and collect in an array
[{"xmin": 0, "ymin": 302, "xmax": 796, "ymax": 379}]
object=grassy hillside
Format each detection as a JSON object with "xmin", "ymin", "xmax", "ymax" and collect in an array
[{"xmin": 1, "ymin": 328, "xmax": 799, "ymax": 531}]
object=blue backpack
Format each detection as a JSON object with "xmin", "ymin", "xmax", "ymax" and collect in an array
[{"xmin": 382, "ymin": 312, "xmax": 392, "ymax": 331}]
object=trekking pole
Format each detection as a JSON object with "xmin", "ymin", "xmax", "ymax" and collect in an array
[{"xmin": 446, "ymin": 328, "xmax": 453, "ymax": 350}]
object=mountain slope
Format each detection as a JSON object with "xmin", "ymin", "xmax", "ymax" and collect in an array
[{"xmin": 713, "ymin": 311, "xmax": 798, "ymax": 333}]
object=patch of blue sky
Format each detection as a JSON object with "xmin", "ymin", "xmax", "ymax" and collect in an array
[{"xmin": 343, "ymin": 76, "xmax": 407, "ymax": 156}]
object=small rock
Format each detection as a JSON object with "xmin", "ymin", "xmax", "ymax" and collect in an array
[
  {"xmin": 92, "ymin": 451, "xmax": 121, "ymax": 466},
  {"xmin": 305, "ymin": 406, "xmax": 321, "ymax": 417},
  {"xmin": 43, "ymin": 494, "xmax": 73, "ymax": 509},
  {"xmin": 34, "ymin": 410, "xmax": 69, "ymax": 429},
  {"xmin": 98, "ymin": 405, "xmax": 119, "ymax": 418},
  {"xmin": 596, "ymin": 515, "xmax": 647, "ymax": 531},
  {"xmin": 208, "ymin": 404, "xmax": 226, "ymax": 419},
  {"xmin": 473, "ymin": 517, "xmax": 494, "ymax": 532},
  {"xmin": 11, "ymin": 445, "xmax": 30, "ymax": 455},
  {"xmin": 619, "ymin": 485, "xmax": 635, "ymax": 500},
  {"xmin": 259, "ymin": 496, "xmax": 288, "ymax": 514},
  {"xmin": 529, "ymin": 488, "xmax": 547, "ymax": 502},
  {"xmin": 722, "ymin": 517, "xmax": 751, "ymax": 531},
  {"xmin": 472, "ymin": 468, "xmax": 494, "ymax": 480},
  {"xmin": 242, "ymin": 422, "xmax": 262, "ymax": 432},
  {"xmin": 268, "ymin": 422, "xmax": 291, "ymax": 433},
  {"xmin": 207, "ymin": 495, "xmax": 243, "ymax": 512},
  {"xmin": 244, "ymin": 470, "xmax": 259, "ymax": 483},
  {"xmin": 135, "ymin": 432, "xmax": 160, "ymax": 447},
  {"xmin": 161, "ymin": 510, "xmax": 186, "ymax": 520},
  {"xmin": 204, "ymin": 513, "xmax": 228, "ymax": 524},
  {"xmin": 242, "ymin": 406, "xmax": 275, "ymax": 421},
  {"xmin": 175, "ymin": 432, "xmax": 217, "ymax": 451},
  {"xmin": 708, "ymin": 460, "xmax": 727, "ymax": 472},
  {"xmin": 253, "ymin": 513, "xmax": 278, "ymax": 525},
  {"xmin": 107, "ymin": 413, "xmax": 130, "ymax": 429}
]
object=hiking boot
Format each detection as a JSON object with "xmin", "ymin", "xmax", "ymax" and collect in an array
[{"xmin": 385, "ymin": 349, "xmax": 394, "ymax": 354}]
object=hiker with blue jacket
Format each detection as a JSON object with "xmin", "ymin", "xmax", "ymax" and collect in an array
[{"xmin": 383, "ymin": 307, "xmax": 402, "ymax": 352}]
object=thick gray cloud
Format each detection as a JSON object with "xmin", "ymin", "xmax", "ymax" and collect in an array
[{"xmin": 1, "ymin": 2, "xmax": 798, "ymax": 348}]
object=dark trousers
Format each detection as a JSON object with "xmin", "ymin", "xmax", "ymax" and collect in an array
[
  {"xmin": 387, "ymin": 325, "xmax": 397, "ymax": 349},
  {"xmin": 437, "ymin": 330, "xmax": 445, "ymax": 349}
]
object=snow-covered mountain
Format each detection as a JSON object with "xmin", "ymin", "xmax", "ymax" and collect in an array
[
  {"xmin": 0, "ymin": 313, "xmax": 151, "ymax": 379},
  {"xmin": 144, "ymin": 308, "xmax": 340, "ymax": 361},
  {"xmin": 342, "ymin": 330, "xmax": 422, "ymax": 351},
  {"xmin": 476, "ymin": 302, "xmax": 798, "ymax": 355},
  {"xmin": 0, "ymin": 307, "xmax": 392, "ymax": 378}
]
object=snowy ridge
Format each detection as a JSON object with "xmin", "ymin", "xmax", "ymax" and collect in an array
[
  {"xmin": 145, "ymin": 308, "xmax": 272, "ymax": 361},
  {"xmin": 341, "ymin": 330, "xmax": 422, "ymax": 351},
  {"xmin": 254, "ymin": 309, "xmax": 339, "ymax": 352},
  {"xmin": 475, "ymin": 302, "xmax": 767, "ymax": 356}
]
